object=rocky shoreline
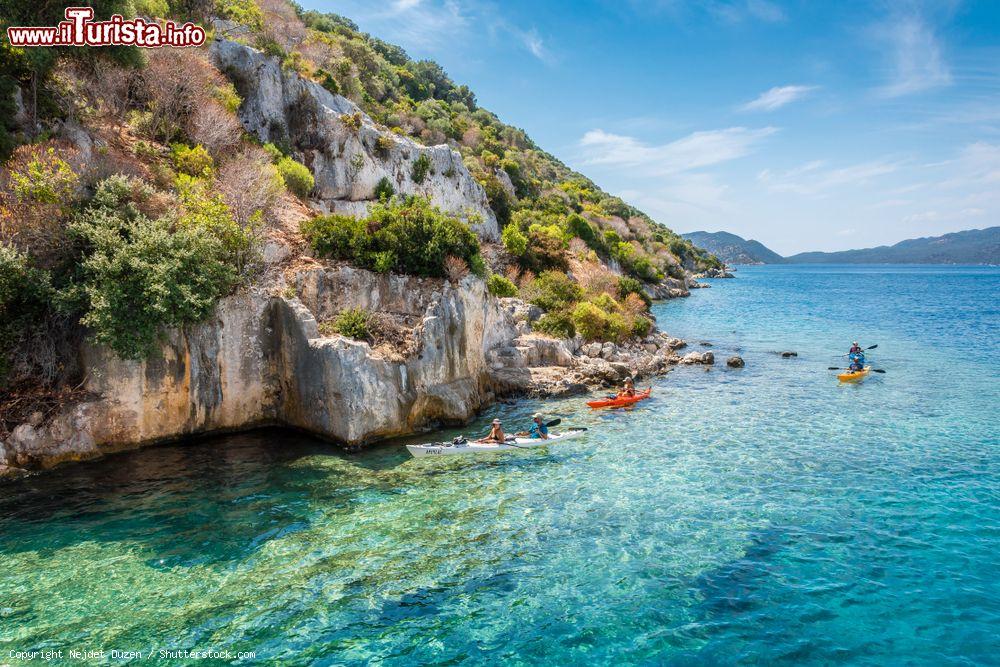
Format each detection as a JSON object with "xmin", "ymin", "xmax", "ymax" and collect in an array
[{"xmin": 0, "ymin": 264, "xmax": 732, "ymax": 479}]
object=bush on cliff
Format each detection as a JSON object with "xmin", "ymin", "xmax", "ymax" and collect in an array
[
  {"xmin": 277, "ymin": 156, "xmax": 314, "ymax": 198},
  {"xmin": 62, "ymin": 177, "xmax": 236, "ymax": 359},
  {"xmin": 486, "ymin": 273, "xmax": 518, "ymax": 297},
  {"xmin": 328, "ymin": 308, "xmax": 370, "ymax": 340},
  {"xmin": 523, "ymin": 271, "xmax": 582, "ymax": 312},
  {"xmin": 533, "ymin": 310, "xmax": 575, "ymax": 339},
  {"xmin": 301, "ymin": 196, "xmax": 481, "ymax": 279},
  {"xmin": 0, "ymin": 245, "xmax": 53, "ymax": 383},
  {"xmin": 617, "ymin": 276, "xmax": 651, "ymax": 308}
]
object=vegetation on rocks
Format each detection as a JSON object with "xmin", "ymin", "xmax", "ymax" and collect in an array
[{"xmin": 301, "ymin": 196, "xmax": 483, "ymax": 279}]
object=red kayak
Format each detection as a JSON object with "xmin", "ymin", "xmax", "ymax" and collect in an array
[{"xmin": 587, "ymin": 388, "xmax": 651, "ymax": 409}]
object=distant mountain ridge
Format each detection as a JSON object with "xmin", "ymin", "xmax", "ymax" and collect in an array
[
  {"xmin": 683, "ymin": 227, "xmax": 999, "ymax": 265},
  {"xmin": 681, "ymin": 231, "xmax": 785, "ymax": 265}
]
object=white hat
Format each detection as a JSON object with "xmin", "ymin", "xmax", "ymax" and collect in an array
[
  {"xmin": 492, "ymin": 418, "xmax": 501, "ymax": 425},
  {"xmin": 532, "ymin": 412, "xmax": 543, "ymax": 419}
]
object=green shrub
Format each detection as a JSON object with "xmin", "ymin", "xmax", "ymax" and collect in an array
[
  {"xmin": 631, "ymin": 315, "xmax": 652, "ymax": 338},
  {"xmin": 571, "ymin": 302, "xmax": 629, "ymax": 343},
  {"xmin": 170, "ymin": 144, "xmax": 214, "ymax": 176},
  {"xmin": 340, "ymin": 112, "xmax": 362, "ymax": 131},
  {"xmin": 468, "ymin": 253, "xmax": 487, "ymax": 278},
  {"xmin": 566, "ymin": 213, "xmax": 605, "ymax": 253},
  {"xmin": 374, "ymin": 176, "xmax": 395, "ymax": 200},
  {"xmin": 262, "ymin": 142, "xmax": 285, "ymax": 163},
  {"xmin": 501, "ymin": 223, "xmax": 528, "ymax": 256},
  {"xmin": 534, "ymin": 310, "xmax": 575, "ymax": 339},
  {"xmin": 212, "ymin": 83, "xmax": 242, "ymax": 114},
  {"xmin": 589, "ymin": 293, "xmax": 620, "ymax": 314},
  {"xmin": 302, "ymin": 196, "xmax": 481, "ymax": 279},
  {"xmin": 331, "ymin": 308, "xmax": 370, "ymax": 340},
  {"xmin": 617, "ymin": 276, "xmax": 651, "ymax": 308},
  {"xmin": 8, "ymin": 147, "xmax": 78, "ymax": 204},
  {"xmin": 175, "ymin": 174, "xmax": 253, "ymax": 268},
  {"xmin": 65, "ymin": 178, "xmax": 236, "ymax": 359},
  {"xmin": 0, "ymin": 245, "xmax": 52, "ymax": 382},
  {"xmin": 525, "ymin": 271, "xmax": 583, "ymax": 312},
  {"xmin": 256, "ymin": 36, "xmax": 285, "ymax": 59},
  {"xmin": 376, "ymin": 135, "xmax": 394, "ymax": 153},
  {"xmin": 522, "ymin": 229, "xmax": 568, "ymax": 272},
  {"xmin": 411, "ymin": 153, "xmax": 432, "ymax": 184},
  {"xmin": 479, "ymin": 173, "xmax": 511, "ymax": 227},
  {"xmin": 277, "ymin": 156, "xmax": 314, "ymax": 198},
  {"xmin": 487, "ymin": 273, "xmax": 518, "ymax": 297},
  {"xmin": 216, "ymin": 0, "xmax": 264, "ymax": 30}
]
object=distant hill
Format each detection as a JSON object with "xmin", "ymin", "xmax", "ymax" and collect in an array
[
  {"xmin": 785, "ymin": 227, "xmax": 1000, "ymax": 264},
  {"xmin": 681, "ymin": 231, "xmax": 785, "ymax": 265},
  {"xmin": 684, "ymin": 227, "xmax": 1000, "ymax": 265}
]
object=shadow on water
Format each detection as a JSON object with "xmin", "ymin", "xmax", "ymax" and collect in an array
[{"xmin": 0, "ymin": 428, "xmax": 352, "ymax": 565}]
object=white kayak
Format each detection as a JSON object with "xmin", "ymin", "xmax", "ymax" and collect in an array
[{"xmin": 406, "ymin": 429, "xmax": 586, "ymax": 458}]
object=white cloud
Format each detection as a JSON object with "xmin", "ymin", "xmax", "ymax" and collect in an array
[
  {"xmin": 877, "ymin": 14, "xmax": 951, "ymax": 98},
  {"xmin": 391, "ymin": 0, "xmax": 423, "ymax": 11},
  {"xmin": 503, "ymin": 25, "xmax": 550, "ymax": 62},
  {"xmin": 740, "ymin": 85, "xmax": 817, "ymax": 112},
  {"xmin": 758, "ymin": 159, "xmax": 899, "ymax": 195},
  {"xmin": 579, "ymin": 126, "xmax": 777, "ymax": 176}
]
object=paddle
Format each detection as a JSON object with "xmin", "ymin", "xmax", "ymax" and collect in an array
[
  {"xmin": 836, "ymin": 343, "xmax": 878, "ymax": 358},
  {"xmin": 828, "ymin": 366, "xmax": 886, "ymax": 373},
  {"xmin": 506, "ymin": 419, "xmax": 584, "ymax": 448}
]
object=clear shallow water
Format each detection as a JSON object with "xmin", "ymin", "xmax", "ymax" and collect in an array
[{"xmin": 1, "ymin": 265, "xmax": 998, "ymax": 665}]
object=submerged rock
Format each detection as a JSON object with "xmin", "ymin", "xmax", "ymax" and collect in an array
[{"xmin": 727, "ymin": 355, "xmax": 745, "ymax": 368}]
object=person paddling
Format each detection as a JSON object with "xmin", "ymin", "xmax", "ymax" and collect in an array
[
  {"xmin": 477, "ymin": 418, "xmax": 506, "ymax": 443},
  {"xmin": 618, "ymin": 377, "xmax": 636, "ymax": 398},
  {"xmin": 526, "ymin": 413, "xmax": 549, "ymax": 440}
]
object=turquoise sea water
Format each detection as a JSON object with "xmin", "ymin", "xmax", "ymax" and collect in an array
[{"xmin": 1, "ymin": 265, "xmax": 998, "ymax": 665}]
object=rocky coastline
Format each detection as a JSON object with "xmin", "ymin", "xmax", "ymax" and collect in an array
[
  {"xmin": 0, "ymin": 36, "xmax": 728, "ymax": 479},
  {"xmin": 0, "ymin": 262, "xmax": 724, "ymax": 478}
]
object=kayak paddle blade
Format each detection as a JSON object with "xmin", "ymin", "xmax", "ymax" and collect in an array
[
  {"xmin": 545, "ymin": 418, "xmax": 562, "ymax": 427},
  {"xmin": 872, "ymin": 369, "xmax": 886, "ymax": 373}
]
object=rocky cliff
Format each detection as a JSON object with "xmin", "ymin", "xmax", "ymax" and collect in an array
[
  {"xmin": 211, "ymin": 37, "xmax": 499, "ymax": 241},
  {"xmin": 0, "ymin": 33, "xmax": 714, "ymax": 479},
  {"xmin": 1, "ymin": 268, "xmax": 516, "ymax": 472}
]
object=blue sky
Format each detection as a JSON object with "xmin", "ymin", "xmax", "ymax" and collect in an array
[{"xmin": 305, "ymin": 0, "xmax": 1000, "ymax": 254}]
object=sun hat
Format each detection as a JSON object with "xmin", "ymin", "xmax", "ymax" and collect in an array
[
  {"xmin": 532, "ymin": 412, "xmax": 543, "ymax": 419},
  {"xmin": 492, "ymin": 418, "xmax": 502, "ymax": 425}
]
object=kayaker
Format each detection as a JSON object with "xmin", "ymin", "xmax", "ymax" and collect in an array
[
  {"xmin": 526, "ymin": 413, "xmax": 549, "ymax": 440},
  {"xmin": 618, "ymin": 377, "xmax": 636, "ymax": 398},
  {"xmin": 477, "ymin": 418, "xmax": 506, "ymax": 443},
  {"xmin": 848, "ymin": 357, "xmax": 865, "ymax": 372},
  {"xmin": 849, "ymin": 341, "xmax": 862, "ymax": 355}
]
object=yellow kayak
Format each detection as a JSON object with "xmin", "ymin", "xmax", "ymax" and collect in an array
[{"xmin": 838, "ymin": 365, "xmax": 871, "ymax": 382}]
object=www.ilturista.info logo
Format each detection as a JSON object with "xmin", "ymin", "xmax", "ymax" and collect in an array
[{"xmin": 6, "ymin": 7, "xmax": 206, "ymax": 48}]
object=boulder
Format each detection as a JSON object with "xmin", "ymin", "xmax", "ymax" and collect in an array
[
  {"xmin": 727, "ymin": 355, "xmax": 745, "ymax": 368},
  {"xmin": 680, "ymin": 351, "xmax": 714, "ymax": 365}
]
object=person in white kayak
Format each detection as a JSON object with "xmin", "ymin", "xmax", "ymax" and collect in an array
[
  {"xmin": 477, "ymin": 418, "xmax": 506, "ymax": 443},
  {"xmin": 515, "ymin": 413, "xmax": 549, "ymax": 440}
]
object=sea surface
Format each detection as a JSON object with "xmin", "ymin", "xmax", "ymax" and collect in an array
[{"xmin": 1, "ymin": 265, "xmax": 998, "ymax": 665}]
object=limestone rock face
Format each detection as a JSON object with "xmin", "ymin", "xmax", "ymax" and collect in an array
[
  {"xmin": 210, "ymin": 38, "xmax": 499, "ymax": 241},
  {"xmin": 0, "ymin": 270, "xmax": 518, "ymax": 472}
]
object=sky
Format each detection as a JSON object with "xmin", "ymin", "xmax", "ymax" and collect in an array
[{"xmin": 303, "ymin": 0, "xmax": 1000, "ymax": 254}]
